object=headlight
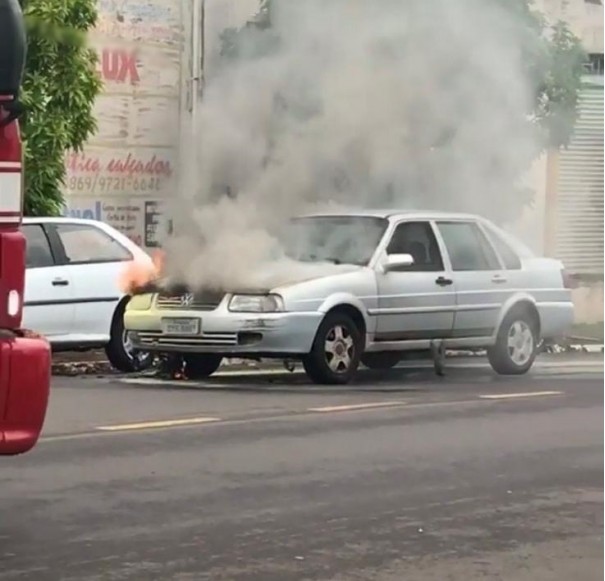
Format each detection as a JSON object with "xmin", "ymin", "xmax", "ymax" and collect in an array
[
  {"xmin": 127, "ymin": 293, "xmax": 153, "ymax": 311},
  {"xmin": 228, "ymin": 294, "xmax": 284, "ymax": 313}
]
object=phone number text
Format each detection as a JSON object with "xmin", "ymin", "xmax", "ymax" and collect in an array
[{"xmin": 67, "ymin": 176, "xmax": 163, "ymax": 193}]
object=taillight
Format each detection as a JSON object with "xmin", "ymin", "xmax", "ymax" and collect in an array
[
  {"xmin": 0, "ymin": 107, "xmax": 25, "ymax": 330},
  {"xmin": 0, "ymin": 230, "xmax": 25, "ymax": 327}
]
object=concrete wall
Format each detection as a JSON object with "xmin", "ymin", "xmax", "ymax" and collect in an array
[
  {"xmin": 63, "ymin": 0, "xmax": 185, "ymax": 249},
  {"xmin": 63, "ymin": 0, "xmax": 262, "ymax": 250},
  {"xmin": 572, "ymin": 284, "xmax": 604, "ymax": 325},
  {"xmin": 511, "ymin": 0, "xmax": 604, "ymax": 255},
  {"xmin": 513, "ymin": 1, "xmax": 604, "ymax": 326},
  {"xmin": 507, "ymin": 154, "xmax": 548, "ymax": 256}
]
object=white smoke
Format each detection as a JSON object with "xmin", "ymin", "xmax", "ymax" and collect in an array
[{"xmin": 164, "ymin": 0, "xmax": 539, "ymax": 290}]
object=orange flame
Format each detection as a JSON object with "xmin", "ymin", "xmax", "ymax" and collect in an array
[{"xmin": 119, "ymin": 249, "xmax": 166, "ymax": 294}]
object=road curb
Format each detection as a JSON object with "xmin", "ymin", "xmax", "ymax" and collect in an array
[
  {"xmin": 52, "ymin": 349, "xmax": 603, "ymax": 378},
  {"xmin": 570, "ymin": 344, "xmax": 603, "ymax": 353}
]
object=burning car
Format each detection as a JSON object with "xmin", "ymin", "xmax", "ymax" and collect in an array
[{"xmin": 123, "ymin": 210, "xmax": 574, "ymax": 385}]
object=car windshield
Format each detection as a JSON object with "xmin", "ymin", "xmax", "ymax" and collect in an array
[{"xmin": 283, "ymin": 216, "xmax": 388, "ymax": 266}]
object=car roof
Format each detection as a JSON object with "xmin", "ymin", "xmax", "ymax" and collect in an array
[
  {"xmin": 296, "ymin": 208, "xmax": 481, "ymax": 221},
  {"xmin": 22, "ymin": 215, "xmax": 139, "ymax": 239},
  {"xmin": 22, "ymin": 216, "xmax": 148, "ymax": 253},
  {"xmin": 22, "ymin": 216, "xmax": 104, "ymax": 226}
]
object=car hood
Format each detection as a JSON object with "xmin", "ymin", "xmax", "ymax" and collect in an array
[
  {"xmin": 264, "ymin": 262, "xmax": 363, "ymax": 292},
  {"xmin": 153, "ymin": 261, "xmax": 364, "ymax": 296}
]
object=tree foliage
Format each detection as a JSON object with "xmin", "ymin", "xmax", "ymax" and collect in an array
[
  {"xmin": 537, "ymin": 21, "xmax": 587, "ymax": 147},
  {"xmin": 21, "ymin": 0, "xmax": 102, "ymax": 216}
]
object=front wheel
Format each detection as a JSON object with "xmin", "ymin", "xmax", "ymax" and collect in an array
[
  {"xmin": 184, "ymin": 354, "xmax": 223, "ymax": 379},
  {"xmin": 105, "ymin": 300, "xmax": 153, "ymax": 373},
  {"xmin": 488, "ymin": 311, "xmax": 538, "ymax": 375},
  {"xmin": 302, "ymin": 313, "xmax": 362, "ymax": 385}
]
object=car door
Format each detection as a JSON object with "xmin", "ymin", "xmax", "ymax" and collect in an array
[
  {"xmin": 375, "ymin": 220, "xmax": 456, "ymax": 340},
  {"xmin": 46, "ymin": 222, "xmax": 133, "ymax": 341},
  {"xmin": 435, "ymin": 220, "xmax": 509, "ymax": 338},
  {"xmin": 479, "ymin": 220, "xmax": 527, "ymax": 288},
  {"xmin": 22, "ymin": 223, "xmax": 75, "ymax": 339}
]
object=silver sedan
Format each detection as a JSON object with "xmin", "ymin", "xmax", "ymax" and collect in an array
[{"xmin": 124, "ymin": 210, "xmax": 574, "ymax": 384}]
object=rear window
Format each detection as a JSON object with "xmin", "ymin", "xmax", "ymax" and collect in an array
[
  {"xmin": 482, "ymin": 222, "xmax": 533, "ymax": 269},
  {"xmin": 437, "ymin": 221, "xmax": 501, "ymax": 271}
]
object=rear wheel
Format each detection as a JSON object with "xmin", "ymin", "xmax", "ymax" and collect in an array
[
  {"xmin": 302, "ymin": 313, "xmax": 362, "ymax": 385},
  {"xmin": 184, "ymin": 354, "xmax": 223, "ymax": 379},
  {"xmin": 488, "ymin": 310, "xmax": 538, "ymax": 375},
  {"xmin": 361, "ymin": 352, "xmax": 401, "ymax": 370}
]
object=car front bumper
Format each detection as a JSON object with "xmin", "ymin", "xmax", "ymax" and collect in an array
[{"xmin": 124, "ymin": 307, "xmax": 324, "ymax": 356}]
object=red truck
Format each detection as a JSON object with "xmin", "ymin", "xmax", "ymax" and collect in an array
[{"xmin": 0, "ymin": 0, "xmax": 51, "ymax": 455}]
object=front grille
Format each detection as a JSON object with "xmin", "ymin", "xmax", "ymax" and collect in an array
[
  {"xmin": 136, "ymin": 331, "xmax": 238, "ymax": 348},
  {"xmin": 156, "ymin": 290, "xmax": 225, "ymax": 311}
]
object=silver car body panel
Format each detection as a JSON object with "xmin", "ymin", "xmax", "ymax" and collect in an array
[{"xmin": 124, "ymin": 210, "xmax": 574, "ymax": 356}]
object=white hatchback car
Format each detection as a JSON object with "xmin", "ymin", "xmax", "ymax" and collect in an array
[
  {"xmin": 22, "ymin": 217, "xmax": 153, "ymax": 372},
  {"xmin": 125, "ymin": 210, "xmax": 575, "ymax": 384}
]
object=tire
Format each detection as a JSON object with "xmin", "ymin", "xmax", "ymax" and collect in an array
[
  {"xmin": 184, "ymin": 354, "xmax": 223, "ymax": 379},
  {"xmin": 105, "ymin": 299, "xmax": 154, "ymax": 373},
  {"xmin": 361, "ymin": 352, "xmax": 401, "ymax": 370},
  {"xmin": 302, "ymin": 313, "xmax": 362, "ymax": 385},
  {"xmin": 488, "ymin": 309, "xmax": 539, "ymax": 375}
]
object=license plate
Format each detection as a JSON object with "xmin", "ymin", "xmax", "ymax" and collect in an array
[{"xmin": 161, "ymin": 318, "xmax": 200, "ymax": 335}]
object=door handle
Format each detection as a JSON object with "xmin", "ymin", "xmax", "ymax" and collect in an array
[
  {"xmin": 491, "ymin": 275, "xmax": 507, "ymax": 284},
  {"xmin": 52, "ymin": 278, "xmax": 69, "ymax": 286},
  {"xmin": 435, "ymin": 276, "xmax": 453, "ymax": 287}
]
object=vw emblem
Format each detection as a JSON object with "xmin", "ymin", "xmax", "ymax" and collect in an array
[{"xmin": 180, "ymin": 293, "xmax": 194, "ymax": 307}]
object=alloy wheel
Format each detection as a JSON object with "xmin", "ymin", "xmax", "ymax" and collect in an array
[
  {"xmin": 324, "ymin": 324, "xmax": 355, "ymax": 373},
  {"xmin": 507, "ymin": 320, "xmax": 534, "ymax": 366}
]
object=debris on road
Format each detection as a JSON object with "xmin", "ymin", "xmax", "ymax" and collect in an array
[{"xmin": 51, "ymin": 351, "xmax": 278, "ymax": 377}]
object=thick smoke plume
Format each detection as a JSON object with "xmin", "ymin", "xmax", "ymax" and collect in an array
[{"xmin": 164, "ymin": 0, "xmax": 538, "ymax": 291}]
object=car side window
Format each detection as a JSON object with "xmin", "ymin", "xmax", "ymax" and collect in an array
[
  {"xmin": 386, "ymin": 221, "xmax": 444, "ymax": 272},
  {"xmin": 437, "ymin": 222, "xmax": 501, "ymax": 271},
  {"xmin": 23, "ymin": 224, "xmax": 55, "ymax": 268},
  {"xmin": 53, "ymin": 224, "xmax": 133, "ymax": 264},
  {"xmin": 482, "ymin": 224, "xmax": 522, "ymax": 270}
]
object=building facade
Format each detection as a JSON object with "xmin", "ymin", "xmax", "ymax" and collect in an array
[
  {"xmin": 62, "ymin": 0, "xmax": 259, "ymax": 248},
  {"xmin": 533, "ymin": 0, "xmax": 604, "ymax": 325}
]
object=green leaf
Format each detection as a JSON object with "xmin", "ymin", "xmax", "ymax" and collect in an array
[{"xmin": 21, "ymin": 0, "xmax": 101, "ymax": 216}]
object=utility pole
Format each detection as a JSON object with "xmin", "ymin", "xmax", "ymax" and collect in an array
[
  {"xmin": 174, "ymin": 0, "xmax": 205, "ymax": 237},
  {"xmin": 190, "ymin": 0, "xmax": 205, "ymax": 126}
]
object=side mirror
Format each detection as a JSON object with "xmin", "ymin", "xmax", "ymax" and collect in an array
[{"xmin": 384, "ymin": 253, "xmax": 414, "ymax": 272}]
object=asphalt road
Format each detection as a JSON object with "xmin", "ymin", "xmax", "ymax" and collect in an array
[{"xmin": 0, "ymin": 355, "xmax": 603, "ymax": 581}]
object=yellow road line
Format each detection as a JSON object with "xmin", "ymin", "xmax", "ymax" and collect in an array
[
  {"xmin": 41, "ymin": 393, "xmax": 574, "ymax": 444},
  {"xmin": 479, "ymin": 391, "xmax": 563, "ymax": 400},
  {"xmin": 308, "ymin": 401, "xmax": 406, "ymax": 413},
  {"xmin": 96, "ymin": 417, "xmax": 221, "ymax": 432}
]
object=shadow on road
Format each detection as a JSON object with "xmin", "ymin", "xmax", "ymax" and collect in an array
[{"xmin": 125, "ymin": 361, "xmax": 537, "ymax": 395}]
